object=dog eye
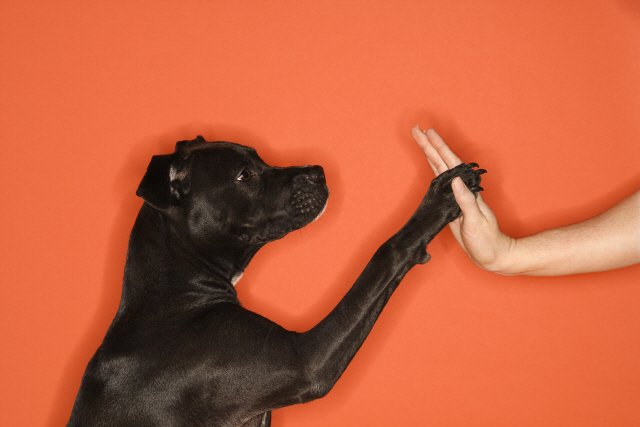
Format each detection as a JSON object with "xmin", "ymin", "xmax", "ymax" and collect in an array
[{"xmin": 236, "ymin": 169, "xmax": 252, "ymax": 181}]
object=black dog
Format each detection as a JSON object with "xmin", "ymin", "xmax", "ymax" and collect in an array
[{"xmin": 66, "ymin": 136, "xmax": 484, "ymax": 427}]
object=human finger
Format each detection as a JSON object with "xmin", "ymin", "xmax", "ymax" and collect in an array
[
  {"xmin": 412, "ymin": 126, "xmax": 447, "ymax": 175},
  {"xmin": 426, "ymin": 157, "xmax": 439, "ymax": 176},
  {"xmin": 451, "ymin": 177, "xmax": 485, "ymax": 226},
  {"xmin": 425, "ymin": 128, "xmax": 463, "ymax": 170}
]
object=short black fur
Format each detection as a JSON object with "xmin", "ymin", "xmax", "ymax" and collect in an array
[{"xmin": 66, "ymin": 137, "xmax": 485, "ymax": 427}]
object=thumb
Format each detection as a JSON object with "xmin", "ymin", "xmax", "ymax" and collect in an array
[{"xmin": 451, "ymin": 177, "xmax": 483, "ymax": 222}]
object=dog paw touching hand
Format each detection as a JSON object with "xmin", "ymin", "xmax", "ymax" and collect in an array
[
  {"xmin": 422, "ymin": 162, "xmax": 486, "ymax": 222},
  {"xmin": 395, "ymin": 163, "xmax": 485, "ymax": 266}
]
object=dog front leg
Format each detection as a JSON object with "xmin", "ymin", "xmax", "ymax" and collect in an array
[{"xmin": 292, "ymin": 163, "xmax": 484, "ymax": 402}]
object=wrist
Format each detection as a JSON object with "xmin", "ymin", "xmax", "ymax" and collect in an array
[{"xmin": 484, "ymin": 236, "xmax": 521, "ymax": 275}]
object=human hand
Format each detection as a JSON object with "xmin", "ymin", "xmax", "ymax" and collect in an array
[{"xmin": 411, "ymin": 126, "xmax": 515, "ymax": 273}]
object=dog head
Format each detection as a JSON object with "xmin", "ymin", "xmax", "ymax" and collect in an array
[{"xmin": 136, "ymin": 136, "xmax": 329, "ymax": 246}]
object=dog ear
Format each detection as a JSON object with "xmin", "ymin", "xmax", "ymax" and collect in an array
[
  {"xmin": 175, "ymin": 135, "xmax": 206, "ymax": 152},
  {"xmin": 136, "ymin": 154, "xmax": 187, "ymax": 210}
]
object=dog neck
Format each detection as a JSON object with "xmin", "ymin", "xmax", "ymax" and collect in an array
[{"xmin": 117, "ymin": 203, "xmax": 261, "ymax": 315}]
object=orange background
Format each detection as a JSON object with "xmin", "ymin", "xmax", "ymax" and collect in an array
[{"xmin": 2, "ymin": 1, "xmax": 640, "ymax": 426}]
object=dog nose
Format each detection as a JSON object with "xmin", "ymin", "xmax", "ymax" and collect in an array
[{"xmin": 305, "ymin": 166, "xmax": 325, "ymax": 185}]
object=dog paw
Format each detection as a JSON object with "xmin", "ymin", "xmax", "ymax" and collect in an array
[
  {"xmin": 421, "ymin": 163, "xmax": 486, "ymax": 222},
  {"xmin": 394, "ymin": 163, "xmax": 486, "ymax": 264}
]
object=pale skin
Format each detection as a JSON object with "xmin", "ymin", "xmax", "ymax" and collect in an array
[{"xmin": 412, "ymin": 126, "xmax": 640, "ymax": 276}]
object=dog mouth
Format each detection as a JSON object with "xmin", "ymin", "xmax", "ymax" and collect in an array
[
  {"xmin": 292, "ymin": 187, "xmax": 327, "ymax": 219},
  {"xmin": 254, "ymin": 186, "xmax": 329, "ymax": 243}
]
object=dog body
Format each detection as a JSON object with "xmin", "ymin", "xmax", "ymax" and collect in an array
[{"xmin": 67, "ymin": 137, "xmax": 483, "ymax": 427}]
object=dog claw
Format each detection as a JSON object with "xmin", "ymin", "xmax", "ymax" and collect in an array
[
  {"xmin": 468, "ymin": 162, "xmax": 479, "ymax": 168},
  {"xmin": 477, "ymin": 169, "xmax": 487, "ymax": 175}
]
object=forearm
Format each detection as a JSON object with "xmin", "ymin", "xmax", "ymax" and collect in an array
[{"xmin": 498, "ymin": 191, "xmax": 640, "ymax": 276}]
